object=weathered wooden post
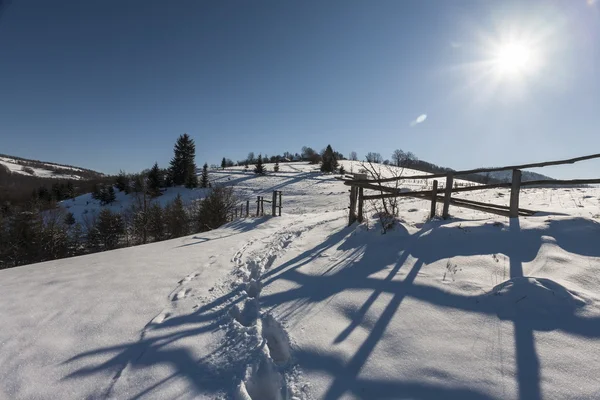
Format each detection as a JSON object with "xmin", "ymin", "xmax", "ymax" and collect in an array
[
  {"xmin": 256, "ymin": 196, "xmax": 260, "ymax": 216},
  {"xmin": 510, "ymin": 169, "xmax": 522, "ymax": 218},
  {"xmin": 278, "ymin": 191, "xmax": 282, "ymax": 216},
  {"xmin": 442, "ymin": 172, "xmax": 454, "ymax": 219},
  {"xmin": 272, "ymin": 191, "xmax": 277, "ymax": 216},
  {"xmin": 348, "ymin": 186, "xmax": 357, "ymax": 225},
  {"xmin": 246, "ymin": 200, "xmax": 250, "ymax": 217},
  {"xmin": 430, "ymin": 179, "xmax": 438, "ymax": 219},
  {"xmin": 261, "ymin": 196, "xmax": 264, "ymax": 216},
  {"xmin": 235, "ymin": 208, "xmax": 238, "ymax": 219},
  {"xmin": 357, "ymin": 187, "xmax": 364, "ymax": 222}
]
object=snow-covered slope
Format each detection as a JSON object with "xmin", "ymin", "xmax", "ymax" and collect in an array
[
  {"xmin": 2, "ymin": 161, "xmax": 600, "ymax": 400},
  {"xmin": 0, "ymin": 155, "xmax": 102, "ymax": 180}
]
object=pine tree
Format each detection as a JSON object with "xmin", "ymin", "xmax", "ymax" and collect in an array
[
  {"xmin": 169, "ymin": 133, "xmax": 197, "ymax": 186},
  {"xmin": 200, "ymin": 163, "xmax": 209, "ymax": 188},
  {"xmin": 198, "ymin": 186, "xmax": 236, "ymax": 231},
  {"xmin": 64, "ymin": 212, "xmax": 76, "ymax": 226},
  {"xmin": 339, "ymin": 165, "xmax": 345, "ymax": 175},
  {"xmin": 147, "ymin": 162, "xmax": 162, "ymax": 197},
  {"xmin": 274, "ymin": 160, "xmax": 280, "ymax": 172},
  {"xmin": 166, "ymin": 194, "xmax": 188, "ymax": 238},
  {"xmin": 184, "ymin": 164, "xmax": 198, "ymax": 189},
  {"xmin": 92, "ymin": 209, "xmax": 124, "ymax": 250},
  {"xmin": 104, "ymin": 186, "xmax": 117, "ymax": 205},
  {"xmin": 320, "ymin": 144, "xmax": 338, "ymax": 173},
  {"xmin": 115, "ymin": 170, "xmax": 129, "ymax": 192},
  {"xmin": 148, "ymin": 203, "xmax": 165, "ymax": 242},
  {"xmin": 254, "ymin": 154, "xmax": 265, "ymax": 174},
  {"xmin": 221, "ymin": 157, "xmax": 227, "ymax": 170}
]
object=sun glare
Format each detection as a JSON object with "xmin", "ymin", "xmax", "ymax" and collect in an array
[{"xmin": 494, "ymin": 42, "xmax": 532, "ymax": 74}]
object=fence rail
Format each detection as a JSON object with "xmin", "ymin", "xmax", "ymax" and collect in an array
[
  {"xmin": 229, "ymin": 190, "xmax": 283, "ymax": 221},
  {"xmin": 342, "ymin": 152, "xmax": 600, "ymax": 185},
  {"xmin": 346, "ymin": 152, "xmax": 600, "ymax": 225}
]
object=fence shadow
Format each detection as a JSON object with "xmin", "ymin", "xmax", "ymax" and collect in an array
[
  {"xmin": 63, "ymin": 216, "xmax": 600, "ymax": 399},
  {"xmin": 258, "ymin": 216, "xmax": 600, "ymax": 399}
]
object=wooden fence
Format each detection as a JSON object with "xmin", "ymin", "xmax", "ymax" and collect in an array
[
  {"xmin": 229, "ymin": 190, "xmax": 283, "ymax": 220},
  {"xmin": 343, "ymin": 153, "xmax": 600, "ymax": 225}
]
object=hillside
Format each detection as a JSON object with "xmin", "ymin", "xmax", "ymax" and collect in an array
[
  {"xmin": 0, "ymin": 154, "xmax": 103, "ymax": 180},
  {"xmin": 1, "ymin": 161, "xmax": 600, "ymax": 400},
  {"xmin": 480, "ymin": 170, "xmax": 554, "ymax": 183}
]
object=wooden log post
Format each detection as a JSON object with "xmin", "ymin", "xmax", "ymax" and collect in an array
[
  {"xmin": 235, "ymin": 208, "xmax": 238, "ymax": 219},
  {"xmin": 261, "ymin": 196, "xmax": 264, "ymax": 216},
  {"xmin": 278, "ymin": 191, "xmax": 282, "ymax": 216},
  {"xmin": 510, "ymin": 169, "xmax": 522, "ymax": 218},
  {"xmin": 357, "ymin": 187, "xmax": 364, "ymax": 222},
  {"xmin": 256, "ymin": 196, "xmax": 260, "ymax": 216},
  {"xmin": 246, "ymin": 200, "xmax": 250, "ymax": 217},
  {"xmin": 348, "ymin": 186, "xmax": 358, "ymax": 225},
  {"xmin": 442, "ymin": 172, "xmax": 454, "ymax": 219},
  {"xmin": 430, "ymin": 179, "xmax": 438, "ymax": 219},
  {"xmin": 272, "ymin": 191, "xmax": 277, "ymax": 216}
]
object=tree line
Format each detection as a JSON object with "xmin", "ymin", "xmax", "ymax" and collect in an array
[{"xmin": 0, "ymin": 133, "xmax": 230, "ymax": 269}]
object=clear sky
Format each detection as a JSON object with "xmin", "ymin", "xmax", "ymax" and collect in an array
[{"xmin": 0, "ymin": 0, "xmax": 599, "ymax": 178}]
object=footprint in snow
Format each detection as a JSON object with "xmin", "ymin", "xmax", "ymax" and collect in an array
[
  {"xmin": 172, "ymin": 288, "xmax": 191, "ymax": 301},
  {"xmin": 152, "ymin": 312, "xmax": 171, "ymax": 324}
]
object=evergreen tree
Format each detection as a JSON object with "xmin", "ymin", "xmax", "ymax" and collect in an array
[
  {"xmin": 148, "ymin": 203, "xmax": 165, "ymax": 242},
  {"xmin": 66, "ymin": 181, "xmax": 75, "ymax": 199},
  {"xmin": 320, "ymin": 144, "xmax": 338, "ymax": 173},
  {"xmin": 115, "ymin": 170, "xmax": 129, "ymax": 192},
  {"xmin": 221, "ymin": 157, "xmax": 227, "ymax": 170},
  {"xmin": 103, "ymin": 186, "xmax": 117, "ymax": 205},
  {"xmin": 254, "ymin": 154, "xmax": 265, "ymax": 174},
  {"xmin": 91, "ymin": 184, "xmax": 102, "ymax": 201},
  {"xmin": 169, "ymin": 133, "xmax": 197, "ymax": 186},
  {"xmin": 274, "ymin": 160, "xmax": 280, "ymax": 172},
  {"xmin": 200, "ymin": 163, "xmax": 209, "ymax": 188},
  {"xmin": 166, "ymin": 194, "xmax": 188, "ymax": 238},
  {"xmin": 91, "ymin": 209, "xmax": 124, "ymax": 250},
  {"xmin": 198, "ymin": 187, "xmax": 236, "ymax": 231},
  {"xmin": 147, "ymin": 162, "xmax": 162, "ymax": 197},
  {"xmin": 185, "ymin": 164, "xmax": 198, "ymax": 188},
  {"xmin": 64, "ymin": 212, "xmax": 76, "ymax": 226},
  {"xmin": 339, "ymin": 165, "xmax": 345, "ymax": 175}
]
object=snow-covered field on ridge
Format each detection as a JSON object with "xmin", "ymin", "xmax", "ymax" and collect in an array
[
  {"xmin": 2, "ymin": 161, "xmax": 600, "ymax": 400},
  {"xmin": 0, "ymin": 156, "xmax": 89, "ymax": 180}
]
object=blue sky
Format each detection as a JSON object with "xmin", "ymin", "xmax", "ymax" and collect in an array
[{"xmin": 0, "ymin": 0, "xmax": 599, "ymax": 178}]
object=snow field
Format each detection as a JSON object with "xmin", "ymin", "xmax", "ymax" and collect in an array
[{"xmin": 2, "ymin": 161, "xmax": 600, "ymax": 399}]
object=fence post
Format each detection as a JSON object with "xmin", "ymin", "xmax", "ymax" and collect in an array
[
  {"xmin": 442, "ymin": 172, "xmax": 454, "ymax": 219},
  {"xmin": 510, "ymin": 169, "xmax": 522, "ymax": 218},
  {"xmin": 430, "ymin": 179, "xmax": 438, "ymax": 219},
  {"xmin": 235, "ymin": 208, "xmax": 238, "ymax": 219},
  {"xmin": 272, "ymin": 191, "xmax": 277, "ymax": 216},
  {"xmin": 256, "ymin": 196, "xmax": 260, "ymax": 216},
  {"xmin": 357, "ymin": 187, "xmax": 364, "ymax": 222},
  {"xmin": 348, "ymin": 186, "xmax": 357, "ymax": 226},
  {"xmin": 278, "ymin": 191, "xmax": 282, "ymax": 216},
  {"xmin": 246, "ymin": 200, "xmax": 250, "ymax": 217},
  {"xmin": 261, "ymin": 196, "xmax": 264, "ymax": 216}
]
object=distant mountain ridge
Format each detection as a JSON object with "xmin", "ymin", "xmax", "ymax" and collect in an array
[
  {"xmin": 0, "ymin": 153, "xmax": 103, "ymax": 181},
  {"xmin": 481, "ymin": 170, "xmax": 554, "ymax": 183},
  {"xmin": 404, "ymin": 158, "xmax": 554, "ymax": 185}
]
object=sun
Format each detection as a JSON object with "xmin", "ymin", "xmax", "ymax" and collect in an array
[
  {"xmin": 489, "ymin": 39, "xmax": 540, "ymax": 80},
  {"xmin": 494, "ymin": 42, "xmax": 532, "ymax": 73}
]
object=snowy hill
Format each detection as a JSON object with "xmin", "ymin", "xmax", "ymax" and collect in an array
[
  {"xmin": 2, "ymin": 161, "xmax": 600, "ymax": 400},
  {"xmin": 0, "ymin": 154, "xmax": 103, "ymax": 180},
  {"xmin": 480, "ymin": 170, "xmax": 554, "ymax": 183}
]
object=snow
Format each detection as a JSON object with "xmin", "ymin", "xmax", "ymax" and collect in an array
[
  {"xmin": 2, "ymin": 161, "xmax": 600, "ymax": 399},
  {"xmin": 0, "ymin": 156, "xmax": 88, "ymax": 180},
  {"xmin": 60, "ymin": 185, "xmax": 211, "ymax": 224}
]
